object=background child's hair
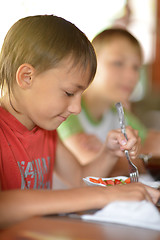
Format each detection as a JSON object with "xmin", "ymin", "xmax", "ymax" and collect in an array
[
  {"xmin": 92, "ymin": 28, "xmax": 143, "ymax": 62},
  {"xmin": 0, "ymin": 15, "xmax": 97, "ymax": 96}
]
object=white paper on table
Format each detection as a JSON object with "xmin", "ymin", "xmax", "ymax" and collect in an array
[{"xmin": 81, "ymin": 200, "xmax": 160, "ymax": 231}]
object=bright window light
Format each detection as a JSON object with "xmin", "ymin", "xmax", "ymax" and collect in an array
[{"xmin": 0, "ymin": 0, "xmax": 126, "ymax": 48}]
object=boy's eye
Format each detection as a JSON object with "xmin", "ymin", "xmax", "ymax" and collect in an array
[
  {"xmin": 114, "ymin": 61, "xmax": 123, "ymax": 66},
  {"xmin": 65, "ymin": 92, "xmax": 74, "ymax": 97},
  {"xmin": 133, "ymin": 65, "xmax": 140, "ymax": 72}
]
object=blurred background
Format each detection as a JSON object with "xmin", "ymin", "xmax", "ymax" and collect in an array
[{"xmin": 0, "ymin": 0, "xmax": 160, "ymax": 129}]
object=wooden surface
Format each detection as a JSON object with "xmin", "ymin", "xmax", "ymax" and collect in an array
[
  {"xmin": 0, "ymin": 211, "xmax": 160, "ymax": 240},
  {"xmin": 151, "ymin": 0, "xmax": 160, "ymax": 91}
]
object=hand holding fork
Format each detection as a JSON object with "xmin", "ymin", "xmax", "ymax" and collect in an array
[{"xmin": 115, "ymin": 102, "xmax": 139, "ymax": 182}]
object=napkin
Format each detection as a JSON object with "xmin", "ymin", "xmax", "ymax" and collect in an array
[
  {"xmin": 81, "ymin": 200, "xmax": 160, "ymax": 231},
  {"xmin": 139, "ymin": 173, "xmax": 160, "ymax": 188}
]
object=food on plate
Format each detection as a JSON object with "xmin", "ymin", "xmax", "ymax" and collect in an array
[
  {"xmin": 83, "ymin": 176, "xmax": 160, "ymax": 189},
  {"xmin": 89, "ymin": 177, "xmax": 130, "ymax": 186}
]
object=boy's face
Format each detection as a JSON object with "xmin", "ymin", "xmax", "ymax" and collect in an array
[
  {"xmin": 94, "ymin": 37, "xmax": 141, "ymax": 104},
  {"xmin": 14, "ymin": 58, "xmax": 90, "ymax": 130}
]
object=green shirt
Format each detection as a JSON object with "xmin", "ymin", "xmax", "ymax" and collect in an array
[{"xmin": 58, "ymin": 103, "xmax": 148, "ymax": 144}]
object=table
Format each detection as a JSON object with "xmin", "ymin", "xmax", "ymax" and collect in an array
[{"xmin": 0, "ymin": 211, "xmax": 160, "ymax": 240}]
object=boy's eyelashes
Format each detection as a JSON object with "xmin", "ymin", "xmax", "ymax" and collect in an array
[
  {"xmin": 65, "ymin": 91, "xmax": 74, "ymax": 97},
  {"xmin": 112, "ymin": 61, "xmax": 141, "ymax": 72},
  {"xmin": 111, "ymin": 60, "xmax": 123, "ymax": 67},
  {"xmin": 114, "ymin": 61, "xmax": 123, "ymax": 66},
  {"xmin": 133, "ymin": 65, "xmax": 141, "ymax": 72}
]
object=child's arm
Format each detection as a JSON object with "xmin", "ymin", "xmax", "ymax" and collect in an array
[
  {"xmin": 0, "ymin": 126, "xmax": 146, "ymax": 229},
  {"xmin": 58, "ymin": 117, "xmax": 145, "ymax": 176},
  {"xmin": 141, "ymin": 129, "xmax": 160, "ymax": 156},
  {"xmin": 58, "ymin": 114, "xmax": 103, "ymax": 165},
  {"xmin": 82, "ymin": 126, "xmax": 140, "ymax": 178},
  {"xmin": 58, "ymin": 128, "xmax": 146, "ymax": 176},
  {"xmin": 55, "ymin": 126, "xmax": 140, "ymax": 186},
  {"xmin": 60, "ymin": 132, "xmax": 103, "ymax": 165},
  {"xmin": 0, "ymin": 127, "xmax": 158, "ymax": 229},
  {"xmin": 0, "ymin": 183, "xmax": 159, "ymax": 229}
]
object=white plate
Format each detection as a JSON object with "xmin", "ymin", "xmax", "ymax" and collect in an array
[
  {"xmin": 83, "ymin": 176, "xmax": 128, "ymax": 187},
  {"xmin": 83, "ymin": 176, "xmax": 160, "ymax": 189}
]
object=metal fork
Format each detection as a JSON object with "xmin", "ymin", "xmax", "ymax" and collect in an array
[{"xmin": 115, "ymin": 102, "xmax": 139, "ymax": 182}]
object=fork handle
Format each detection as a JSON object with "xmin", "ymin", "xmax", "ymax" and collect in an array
[
  {"xmin": 121, "ymin": 128, "xmax": 128, "ymax": 141},
  {"xmin": 125, "ymin": 150, "xmax": 130, "ymax": 161},
  {"xmin": 122, "ymin": 129, "xmax": 136, "ymax": 167},
  {"xmin": 122, "ymin": 129, "xmax": 130, "ymax": 160}
]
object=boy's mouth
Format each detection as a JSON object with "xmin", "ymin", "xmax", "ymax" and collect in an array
[{"xmin": 58, "ymin": 115, "xmax": 67, "ymax": 123}]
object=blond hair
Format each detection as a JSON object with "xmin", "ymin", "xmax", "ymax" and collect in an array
[{"xmin": 0, "ymin": 15, "xmax": 97, "ymax": 96}]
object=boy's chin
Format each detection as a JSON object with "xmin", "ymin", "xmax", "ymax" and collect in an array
[{"xmin": 38, "ymin": 123, "xmax": 58, "ymax": 131}]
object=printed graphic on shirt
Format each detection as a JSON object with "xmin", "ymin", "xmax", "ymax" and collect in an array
[{"xmin": 17, "ymin": 157, "xmax": 51, "ymax": 189}]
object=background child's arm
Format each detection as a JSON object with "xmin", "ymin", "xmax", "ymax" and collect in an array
[
  {"xmin": 55, "ymin": 126, "xmax": 140, "ymax": 186},
  {"xmin": 141, "ymin": 130, "xmax": 160, "ymax": 156},
  {"xmin": 58, "ymin": 114, "xmax": 103, "ymax": 165},
  {"xmin": 61, "ymin": 132, "xmax": 103, "ymax": 165},
  {"xmin": 58, "ymin": 127, "xmax": 145, "ymax": 177}
]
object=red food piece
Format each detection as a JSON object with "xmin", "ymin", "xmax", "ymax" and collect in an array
[
  {"xmin": 114, "ymin": 179, "xmax": 122, "ymax": 185},
  {"xmin": 89, "ymin": 177, "xmax": 99, "ymax": 183},
  {"xmin": 89, "ymin": 177, "xmax": 131, "ymax": 186},
  {"xmin": 124, "ymin": 178, "xmax": 131, "ymax": 184},
  {"xmin": 106, "ymin": 180, "xmax": 115, "ymax": 185},
  {"xmin": 98, "ymin": 178, "xmax": 107, "ymax": 185}
]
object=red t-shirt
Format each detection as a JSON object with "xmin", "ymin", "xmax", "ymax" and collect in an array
[{"xmin": 0, "ymin": 107, "xmax": 57, "ymax": 190}]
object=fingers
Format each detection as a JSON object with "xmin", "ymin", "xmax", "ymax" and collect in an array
[
  {"xmin": 119, "ymin": 127, "xmax": 141, "ymax": 159},
  {"xmin": 128, "ymin": 136, "xmax": 141, "ymax": 159},
  {"xmin": 111, "ymin": 183, "xmax": 157, "ymax": 203},
  {"xmin": 127, "ymin": 183, "xmax": 160, "ymax": 204},
  {"xmin": 120, "ymin": 126, "xmax": 138, "ymax": 148},
  {"xmin": 106, "ymin": 126, "xmax": 141, "ymax": 159},
  {"xmin": 144, "ymin": 185, "xmax": 160, "ymax": 204}
]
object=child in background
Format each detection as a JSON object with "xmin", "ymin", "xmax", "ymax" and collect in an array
[
  {"xmin": 58, "ymin": 28, "xmax": 160, "ymax": 176},
  {"xmin": 1, "ymin": 15, "xmax": 159, "ymax": 229}
]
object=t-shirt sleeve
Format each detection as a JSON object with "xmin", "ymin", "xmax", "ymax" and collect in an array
[
  {"xmin": 125, "ymin": 110, "xmax": 148, "ymax": 144},
  {"xmin": 57, "ymin": 114, "xmax": 84, "ymax": 140}
]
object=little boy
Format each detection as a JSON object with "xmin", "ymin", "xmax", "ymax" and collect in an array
[
  {"xmin": 0, "ymin": 15, "xmax": 159, "ymax": 228},
  {"xmin": 57, "ymin": 28, "xmax": 156, "ymax": 176}
]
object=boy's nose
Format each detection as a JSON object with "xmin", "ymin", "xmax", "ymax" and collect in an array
[
  {"xmin": 68, "ymin": 96, "xmax": 81, "ymax": 115},
  {"xmin": 123, "ymin": 67, "xmax": 139, "ymax": 83}
]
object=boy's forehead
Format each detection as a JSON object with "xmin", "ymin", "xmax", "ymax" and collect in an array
[
  {"xmin": 72, "ymin": 82, "xmax": 88, "ymax": 91},
  {"xmin": 73, "ymin": 68, "xmax": 92, "ymax": 90},
  {"xmin": 100, "ymin": 37, "xmax": 135, "ymax": 49},
  {"xmin": 53, "ymin": 55, "xmax": 95, "ymax": 89},
  {"xmin": 98, "ymin": 38, "xmax": 142, "ymax": 58},
  {"xmin": 68, "ymin": 62, "xmax": 94, "ymax": 87},
  {"xmin": 57, "ymin": 61, "xmax": 92, "ymax": 89}
]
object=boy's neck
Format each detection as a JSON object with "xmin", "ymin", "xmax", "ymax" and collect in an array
[{"xmin": 0, "ymin": 96, "xmax": 36, "ymax": 131}]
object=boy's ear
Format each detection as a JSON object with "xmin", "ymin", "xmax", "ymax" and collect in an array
[{"xmin": 16, "ymin": 64, "xmax": 35, "ymax": 88}]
